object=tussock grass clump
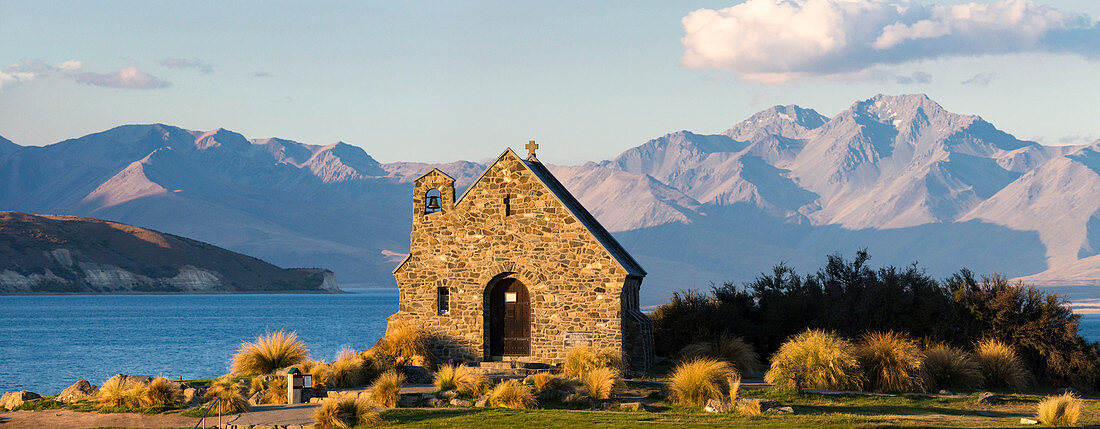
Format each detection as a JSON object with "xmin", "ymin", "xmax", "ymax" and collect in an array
[
  {"xmin": 368, "ymin": 370, "xmax": 404, "ymax": 408},
  {"xmin": 371, "ymin": 322, "xmax": 434, "ymax": 368},
  {"xmin": 738, "ymin": 398, "xmax": 762, "ymax": 417},
  {"xmin": 489, "ymin": 380, "xmax": 537, "ymax": 409},
  {"xmin": 524, "ymin": 372, "xmax": 558, "ymax": 393},
  {"xmin": 260, "ymin": 377, "xmax": 287, "ymax": 405},
  {"xmin": 765, "ymin": 329, "xmax": 862, "ymax": 391},
  {"xmin": 314, "ymin": 396, "xmax": 383, "ymax": 429},
  {"xmin": 140, "ymin": 377, "xmax": 182, "ymax": 407},
  {"xmin": 679, "ymin": 336, "xmax": 761, "ymax": 376},
  {"xmin": 974, "ymin": 339, "xmax": 1029, "ymax": 391},
  {"xmin": 331, "ymin": 348, "xmax": 371, "ymax": 388},
  {"xmin": 434, "ymin": 363, "xmax": 488, "ymax": 395},
  {"xmin": 231, "ymin": 330, "xmax": 309, "ymax": 375},
  {"xmin": 578, "ymin": 367, "xmax": 618, "ymax": 400},
  {"xmin": 921, "ymin": 344, "xmax": 983, "ymax": 392},
  {"xmin": 97, "ymin": 377, "xmax": 144, "ymax": 408},
  {"xmin": 855, "ymin": 331, "xmax": 924, "ymax": 393},
  {"xmin": 1036, "ymin": 393, "xmax": 1081, "ymax": 426},
  {"xmin": 203, "ymin": 377, "xmax": 250, "ymax": 414},
  {"xmin": 562, "ymin": 346, "xmax": 623, "ymax": 378},
  {"xmin": 728, "ymin": 373, "xmax": 742, "ymax": 403},
  {"xmin": 309, "ymin": 361, "xmax": 332, "ymax": 390},
  {"xmin": 668, "ymin": 358, "xmax": 737, "ymax": 407}
]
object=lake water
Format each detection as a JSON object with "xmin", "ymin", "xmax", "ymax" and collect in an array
[
  {"xmin": 0, "ymin": 290, "xmax": 1098, "ymax": 395},
  {"xmin": 0, "ymin": 289, "xmax": 397, "ymax": 394}
]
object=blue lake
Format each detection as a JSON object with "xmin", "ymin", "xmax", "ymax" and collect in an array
[
  {"xmin": 0, "ymin": 289, "xmax": 397, "ymax": 394},
  {"xmin": 0, "ymin": 290, "xmax": 1098, "ymax": 395}
]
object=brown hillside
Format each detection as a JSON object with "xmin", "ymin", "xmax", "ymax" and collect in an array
[{"xmin": 0, "ymin": 211, "xmax": 338, "ymax": 293}]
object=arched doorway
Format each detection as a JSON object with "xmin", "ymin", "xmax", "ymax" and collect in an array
[{"xmin": 487, "ymin": 278, "xmax": 530, "ymax": 357}]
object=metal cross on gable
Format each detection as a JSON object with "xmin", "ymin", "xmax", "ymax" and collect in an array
[{"xmin": 525, "ymin": 140, "xmax": 538, "ymax": 159}]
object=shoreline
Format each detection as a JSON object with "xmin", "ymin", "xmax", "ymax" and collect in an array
[{"xmin": 0, "ymin": 289, "xmax": 351, "ymax": 296}]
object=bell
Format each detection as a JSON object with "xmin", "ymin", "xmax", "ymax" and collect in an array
[{"xmin": 426, "ymin": 195, "xmax": 442, "ymax": 211}]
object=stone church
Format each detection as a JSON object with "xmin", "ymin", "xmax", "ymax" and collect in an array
[{"xmin": 388, "ymin": 143, "xmax": 654, "ymax": 370}]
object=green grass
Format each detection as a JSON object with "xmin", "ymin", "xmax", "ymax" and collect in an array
[{"xmin": 366, "ymin": 388, "xmax": 1100, "ymax": 428}]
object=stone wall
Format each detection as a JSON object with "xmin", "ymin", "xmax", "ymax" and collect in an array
[{"xmin": 389, "ymin": 150, "xmax": 652, "ymax": 370}]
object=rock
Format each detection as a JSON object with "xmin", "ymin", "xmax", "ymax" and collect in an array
[
  {"xmin": 1020, "ymin": 418, "xmax": 1038, "ymax": 425},
  {"xmin": 938, "ymin": 389, "xmax": 953, "ymax": 395},
  {"xmin": 737, "ymin": 397, "xmax": 783, "ymax": 411},
  {"xmin": 401, "ymin": 366, "xmax": 433, "ymax": 384},
  {"xmin": 439, "ymin": 390, "xmax": 458, "ymax": 399},
  {"xmin": 976, "ymin": 392, "xmax": 999, "ymax": 404},
  {"xmin": 182, "ymin": 387, "xmax": 205, "ymax": 406},
  {"xmin": 450, "ymin": 398, "xmax": 472, "ymax": 407},
  {"xmin": 619, "ymin": 402, "xmax": 645, "ymax": 412},
  {"xmin": 248, "ymin": 391, "xmax": 266, "ymax": 405},
  {"xmin": 771, "ymin": 406, "xmax": 795, "ymax": 414},
  {"xmin": 103, "ymin": 374, "xmax": 152, "ymax": 388},
  {"xmin": 538, "ymin": 389, "xmax": 566, "ymax": 402},
  {"xmin": 475, "ymin": 395, "xmax": 490, "ymax": 407},
  {"xmin": 599, "ymin": 401, "xmax": 614, "ymax": 410},
  {"xmin": 398, "ymin": 394, "xmax": 420, "ymax": 408},
  {"xmin": 1055, "ymin": 387, "xmax": 1080, "ymax": 396},
  {"xmin": 428, "ymin": 398, "xmax": 446, "ymax": 407},
  {"xmin": 704, "ymin": 398, "xmax": 730, "ymax": 413},
  {"xmin": 1, "ymin": 391, "xmax": 41, "ymax": 409},
  {"xmin": 58, "ymin": 380, "xmax": 99, "ymax": 403}
]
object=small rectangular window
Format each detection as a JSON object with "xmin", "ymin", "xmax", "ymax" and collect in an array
[
  {"xmin": 437, "ymin": 287, "xmax": 450, "ymax": 315},
  {"xmin": 504, "ymin": 195, "xmax": 512, "ymax": 216}
]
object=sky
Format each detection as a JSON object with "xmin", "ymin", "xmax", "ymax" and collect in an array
[{"xmin": 1, "ymin": 0, "xmax": 1098, "ymax": 164}]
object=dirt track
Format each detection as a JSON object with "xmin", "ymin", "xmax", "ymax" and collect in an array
[{"xmin": 0, "ymin": 409, "xmax": 199, "ymax": 429}]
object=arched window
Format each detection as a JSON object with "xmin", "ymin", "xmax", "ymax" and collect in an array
[{"xmin": 424, "ymin": 188, "xmax": 442, "ymax": 214}]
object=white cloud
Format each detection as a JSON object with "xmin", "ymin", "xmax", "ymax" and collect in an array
[
  {"xmin": 0, "ymin": 59, "xmax": 81, "ymax": 91},
  {"xmin": 962, "ymin": 72, "xmax": 996, "ymax": 85},
  {"xmin": 157, "ymin": 57, "xmax": 213, "ymax": 74},
  {"xmin": 74, "ymin": 66, "xmax": 172, "ymax": 89},
  {"xmin": 681, "ymin": 0, "xmax": 1100, "ymax": 83}
]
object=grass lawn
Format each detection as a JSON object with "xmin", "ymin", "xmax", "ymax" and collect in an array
[{"xmin": 375, "ymin": 388, "xmax": 1100, "ymax": 428}]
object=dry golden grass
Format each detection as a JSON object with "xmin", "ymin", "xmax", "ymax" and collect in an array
[
  {"xmin": 230, "ymin": 330, "xmax": 310, "ymax": 375},
  {"xmin": 97, "ymin": 377, "xmax": 144, "ymax": 408},
  {"xmin": 434, "ymin": 363, "xmax": 488, "ymax": 395},
  {"xmin": 331, "ymin": 348, "xmax": 371, "ymax": 388},
  {"xmin": 371, "ymin": 322, "xmax": 434, "ymax": 369},
  {"xmin": 1037, "ymin": 393, "xmax": 1081, "ymax": 426},
  {"xmin": 525, "ymin": 372, "xmax": 557, "ymax": 393},
  {"xmin": 579, "ymin": 367, "xmax": 618, "ymax": 400},
  {"xmin": 561, "ymin": 346, "xmax": 623, "ymax": 378},
  {"xmin": 489, "ymin": 380, "xmax": 537, "ymax": 409},
  {"xmin": 974, "ymin": 338, "xmax": 1029, "ymax": 391},
  {"xmin": 855, "ymin": 331, "xmax": 925, "ymax": 393},
  {"xmin": 314, "ymin": 396, "xmax": 383, "ymax": 429},
  {"xmin": 765, "ymin": 329, "xmax": 862, "ymax": 391},
  {"xmin": 921, "ymin": 344, "xmax": 983, "ymax": 392},
  {"xmin": 310, "ymin": 361, "xmax": 333, "ymax": 390},
  {"xmin": 261, "ymin": 377, "xmax": 287, "ymax": 405},
  {"xmin": 368, "ymin": 370, "xmax": 405, "ymax": 408},
  {"xmin": 669, "ymin": 358, "xmax": 737, "ymax": 407},
  {"xmin": 203, "ymin": 377, "xmax": 250, "ymax": 414},
  {"xmin": 249, "ymin": 378, "xmax": 266, "ymax": 396},
  {"xmin": 737, "ymin": 398, "xmax": 762, "ymax": 417},
  {"xmin": 679, "ymin": 336, "xmax": 761, "ymax": 376},
  {"xmin": 728, "ymin": 373, "xmax": 742, "ymax": 403},
  {"xmin": 140, "ymin": 377, "xmax": 182, "ymax": 407}
]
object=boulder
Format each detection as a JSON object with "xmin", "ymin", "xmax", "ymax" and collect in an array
[
  {"xmin": 104, "ymin": 374, "xmax": 152, "ymax": 388},
  {"xmin": 58, "ymin": 380, "xmax": 99, "ymax": 403},
  {"xmin": 475, "ymin": 395, "xmax": 490, "ymax": 407},
  {"xmin": 768, "ymin": 406, "xmax": 795, "ymax": 414},
  {"xmin": 975, "ymin": 392, "xmax": 999, "ymax": 404},
  {"xmin": 182, "ymin": 388, "xmax": 205, "ymax": 406},
  {"xmin": 401, "ymin": 366, "xmax": 433, "ymax": 384},
  {"xmin": 537, "ymin": 388, "xmax": 566, "ymax": 402},
  {"xmin": 1020, "ymin": 418, "xmax": 1038, "ymax": 425},
  {"xmin": 450, "ymin": 398, "xmax": 472, "ymax": 407},
  {"xmin": 704, "ymin": 398, "xmax": 730, "ymax": 413},
  {"xmin": 428, "ymin": 398, "xmax": 446, "ymax": 407},
  {"xmin": 736, "ymin": 397, "xmax": 784, "ymax": 412},
  {"xmin": 439, "ymin": 390, "xmax": 458, "ymax": 400},
  {"xmin": 397, "ymin": 394, "xmax": 420, "ymax": 408},
  {"xmin": 619, "ymin": 402, "xmax": 646, "ymax": 412},
  {"xmin": 248, "ymin": 391, "xmax": 266, "ymax": 406},
  {"xmin": 1, "ymin": 391, "xmax": 41, "ymax": 409}
]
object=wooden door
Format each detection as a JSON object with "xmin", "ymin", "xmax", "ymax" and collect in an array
[{"xmin": 489, "ymin": 278, "xmax": 530, "ymax": 356}]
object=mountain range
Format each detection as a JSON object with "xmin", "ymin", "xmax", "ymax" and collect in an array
[{"xmin": 2, "ymin": 94, "xmax": 1098, "ymax": 305}]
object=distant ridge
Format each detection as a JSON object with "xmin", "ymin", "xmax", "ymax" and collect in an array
[
  {"xmin": 2, "ymin": 94, "xmax": 1099, "ymax": 304},
  {"xmin": 0, "ymin": 211, "xmax": 339, "ymax": 293}
]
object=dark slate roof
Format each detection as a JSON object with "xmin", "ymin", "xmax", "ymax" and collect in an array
[{"xmin": 520, "ymin": 156, "xmax": 646, "ymax": 277}]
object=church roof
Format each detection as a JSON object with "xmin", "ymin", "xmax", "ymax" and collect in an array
[{"xmin": 519, "ymin": 155, "xmax": 646, "ymax": 277}]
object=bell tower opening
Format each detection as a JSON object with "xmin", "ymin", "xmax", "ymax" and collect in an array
[{"xmin": 424, "ymin": 188, "xmax": 442, "ymax": 214}]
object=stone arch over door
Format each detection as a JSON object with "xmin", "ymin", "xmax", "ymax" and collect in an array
[
  {"xmin": 479, "ymin": 265, "xmax": 544, "ymax": 361},
  {"xmin": 486, "ymin": 277, "xmax": 530, "ymax": 357}
]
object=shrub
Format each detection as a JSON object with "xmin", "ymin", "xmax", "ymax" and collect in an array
[
  {"xmin": 98, "ymin": 377, "xmax": 143, "ymax": 408},
  {"xmin": 669, "ymin": 358, "xmax": 736, "ymax": 407},
  {"xmin": 203, "ymin": 377, "xmax": 250, "ymax": 414},
  {"xmin": 314, "ymin": 396, "xmax": 383, "ymax": 429},
  {"xmin": 679, "ymin": 336, "xmax": 761, "ymax": 376},
  {"xmin": 367, "ymin": 370, "xmax": 404, "ymax": 408},
  {"xmin": 524, "ymin": 372, "xmax": 557, "ymax": 393},
  {"xmin": 231, "ymin": 330, "xmax": 310, "ymax": 375},
  {"xmin": 974, "ymin": 339, "xmax": 1029, "ymax": 391},
  {"xmin": 579, "ymin": 367, "xmax": 617, "ymax": 400},
  {"xmin": 249, "ymin": 378, "xmax": 266, "ymax": 396},
  {"xmin": 1036, "ymin": 393, "xmax": 1081, "ymax": 426},
  {"xmin": 921, "ymin": 344, "xmax": 983, "ymax": 391},
  {"xmin": 310, "ymin": 362, "xmax": 332, "ymax": 390},
  {"xmin": 489, "ymin": 380, "xmax": 537, "ymax": 409},
  {"xmin": 562, "ymin": 346, "xmax": 623, "ymax": 378},
  {"xmin": 371, "ymin": 322, "xmax": 434, "ymax": 368},
  {"xmin": 261, "ymin": 377, "xmax": 287, "ymax": 405},
  {"xmin": 434, "ymin": 363, "xmax": 488, "ymax": 396},
  {"xmin": 140, "ymin": 377, "xmax": 182, "ymax": 407},
  {"xmin": 331, "ymin": 348, "xmax": 371, "ymax": 388},
  {"xmin": 855, "ymin": 331, "xmax": 924, "ymax": 393},
  {"xmin": 765, "ymin": 329, "xmax": 862, "ymax": 391}
]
